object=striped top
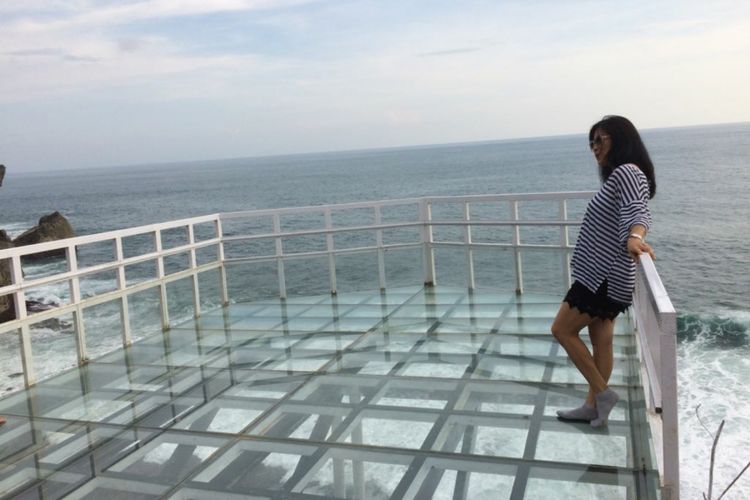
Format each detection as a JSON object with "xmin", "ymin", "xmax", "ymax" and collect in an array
[{"xmin": 571, "ymin": 163, "xmax": 652, "ymax": 304}]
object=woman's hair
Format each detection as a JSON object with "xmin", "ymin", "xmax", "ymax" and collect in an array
[{"xmin": 590, "ymin": 115, "xmax": 656, "ymax": 198}]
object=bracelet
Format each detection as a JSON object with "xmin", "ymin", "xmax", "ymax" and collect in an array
[{"xmin": 628, "ymin": 233, "xmax": 643, "ymax": 241}]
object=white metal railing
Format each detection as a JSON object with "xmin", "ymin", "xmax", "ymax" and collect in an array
[
  {"xmin": 0, "ymin": 214, "xmax": 225, "ymax": 386},
  {"xmin": 633, "ymin": 253, "xmax": 679, "ymax": 499},
  {"xmin": 0, "ymin": 191, "xmax": 678, "ymax": 498}
]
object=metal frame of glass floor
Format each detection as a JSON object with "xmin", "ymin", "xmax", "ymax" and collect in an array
[{"xmin": 0, "ymin": 285, "xmax": 660, "ymax": 499}]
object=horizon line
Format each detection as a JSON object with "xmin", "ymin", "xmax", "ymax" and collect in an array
[{"xmin": 9, "ymin": 119, "xmax": 749, "ymax": 176}]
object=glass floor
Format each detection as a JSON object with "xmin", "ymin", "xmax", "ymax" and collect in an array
[{"xmin": 0, "ymin": 286, "xmax": 660, "ymax": 499}]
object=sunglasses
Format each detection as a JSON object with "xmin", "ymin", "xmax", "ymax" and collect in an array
[{"xmin": 589, "ymin": 135, "xmax": 610, "ymax": 150}]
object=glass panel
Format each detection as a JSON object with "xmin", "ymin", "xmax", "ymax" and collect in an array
[
  {"xmin": 172, "ymin": 398, "xmax": 271, "ymax": 434},
  {"xmin": 336, "ymin": 409, "xmax": 437, "ymax": 450},
  {"xmin": 297, "ymin": 448, "xmax": 413, "ymax": 499},
  {"xmin": 434, "ymin": 414, "xmax": 529, "ymax": 458},
  {"xmin": 404, "ymin": 457, "xmax": 517, "ymax": 500},
  {"xmin": 371, "ymin": 379, "xmax": 456, "ymax": 410},
  {"xmin": 535, "ymin": 423, "xmax": 631, "ymax": 468},
  {"xmin": 106, "ymin": 432, "xmax": 227, "ymax": 483},
  {"xmin": 246, "ymin": 403, "xmax": 353, "ymax": 441},
  {"xmin": 190, "ymin": 440, "xmax": 319, "ymax": 493},
  {"xmin": 524, "ymin": 466, "xmax": 637, "ymax": 499}
]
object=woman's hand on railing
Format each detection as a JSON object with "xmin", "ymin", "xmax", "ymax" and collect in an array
[{"xmin": 628, "ymin": 237, "xmax": 655, "ymax": 261}]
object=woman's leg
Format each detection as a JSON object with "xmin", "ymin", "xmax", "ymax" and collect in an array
[
  {"xmin": 585, "ymin": 318, "xmax": 616, "ymax": 405},
  {"xmin": 551, "ymin": 302, "xmax": 608, "ymax": 393}
]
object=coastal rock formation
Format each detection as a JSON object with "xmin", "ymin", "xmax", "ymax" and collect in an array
[
  {"xmin": 1, "ymin": 213, "xmax": 75, "ymax": 322},
  {"xmin": 0, "ymin": 230, "xmax": 15, "ymax": 323},
  {"xmin": 13, "ymin": 212, "xmax": 76, "ymax": 261},
  {"xmin": 0, "ymin": 165, "xmax": 5, "ymax": 187}
]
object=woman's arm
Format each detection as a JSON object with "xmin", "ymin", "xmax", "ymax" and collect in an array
[{"xmin": 627, "ymin": 223, "xmax": 655, "ymax": 261}]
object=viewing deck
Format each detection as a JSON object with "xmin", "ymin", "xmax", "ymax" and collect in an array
[
  {"xmin": 0, "ymin": 193, "xmax": 678, "ymax": 499},
  {"xmin": 0, "ymin": 285, "xmax": 659, "ymax": 499}
]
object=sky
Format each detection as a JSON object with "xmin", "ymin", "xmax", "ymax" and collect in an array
[{"xmin": 1, "ymin": 0, "xmax": 749, "ymax": 172}]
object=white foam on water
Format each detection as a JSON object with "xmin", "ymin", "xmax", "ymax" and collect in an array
[
  {"xmin": 0, "ymin": 221, "xmax": 32, "ymax": 239},
  {"xmin": 714, "ymin": 308, "xmax": 750, "ymax": 324},
  {"xmin": 678, "ymin": 326, "xmax": 750, "ymax": 499}
]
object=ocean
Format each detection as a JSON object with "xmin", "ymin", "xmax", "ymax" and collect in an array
[{"xmin": 1, "ymin": 121, "xmax": 749, "ymax": 498}]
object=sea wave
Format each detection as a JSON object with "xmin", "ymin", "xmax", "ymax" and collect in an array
[
  {"xmin": 0, "ymin": 221, "xmax": 31, "ymax": 239},
  {"xmin": 677, "ymin": 311, "xmax": 750, "ymax": 348}
]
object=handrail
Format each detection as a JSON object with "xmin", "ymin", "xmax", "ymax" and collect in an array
[{"xmin": 633, "ymin": 253, "xmax": 679, "ymax": 499}]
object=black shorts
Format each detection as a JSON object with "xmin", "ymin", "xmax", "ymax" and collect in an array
[{"xmin": 563, "ymin": 280, "xmax": 629, "ymax": 321}]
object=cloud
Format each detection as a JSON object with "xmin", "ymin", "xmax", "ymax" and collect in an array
[
  {"xmin": 10, "ymin": 0, "xmax": 318, "ymax": 32},
  {"xmin": 418, "ymin": 48, "xmax": 481, "ymax": 58},
  {"xmin": 3, "ymin": 48, "xmax": 99, "ymax": 62},
  {"xmin": 1, "ymin": 0, "xmax": 749, "ymax": 171}
]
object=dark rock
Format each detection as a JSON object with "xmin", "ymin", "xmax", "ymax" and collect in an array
[
  {"xmin": 0, "ymin": 231, "xmax": 14, "ymax": 323},
  {"xmin": 26, "ymin": 299, "xmax": 58, "ymax": 314},
  {"xmin": 0, "ymin": 165, "xmax": 5, "ymax": 187},
  {"xmin": 13, "ymin": 212, "xmax": 76, "ymax": 261}
]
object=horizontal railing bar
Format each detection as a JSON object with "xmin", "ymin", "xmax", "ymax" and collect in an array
[
  {"xmin": 222, "ymin": 240, "xmax": 573, "ymax": 265},
  {"xmin": 224, "ymin": 243, "xmax": 423, "ymax": 264},
  {"xmin": 0, "ymin": 238, "xmax": 221, "ymax": 297},
  {"xmin": 0, "ymin": 261, "xmax": 222, "ymax": 336},
  {"xmin": 221, "ymin": 219, "xmax": 582, "ymax": 244},
  {"xmin": 434, "ymin": 241, "xmax": 575, "ymax": 251},
  {"xmin": 424, "ymin": 191, "xmax": 596, "ymax": 203},
  {"xmin": 221, "ymin": 222, "xmax": 421, "ymax": 242},
  {"xmin": 0, "ymin": 215, "xmax": 221, "ymax": 260},
  {"xmin": 219, "ymin": 198, "xmax": 424, "ymax": 220},
  {"xmin": 429, "ymin": 220, "xmax": 583, "ymax": 226}
]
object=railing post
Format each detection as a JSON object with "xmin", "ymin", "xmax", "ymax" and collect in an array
[
  {"xmin": 114, "ymin": 237, "xmax": 132, "ymax": 346},
  {"xmin": 463, "ymin": 202, "xmax": 475, "ymax": 290},
  {"xmin": 324, "ymin": 209, "xmax": 337, "ymax": 295},
  {"xmin": 420, "ymin": 199, "xmax": 436, "ymax": 286},
  {"xmin": 67, "ymin": 244, "xmax": 88, "ymax": 364},
  {"xmin": 11, "ymin": 255, "xmax": 35, "ymax": 387},
  {"xmin": 187, "ymin": 224, "xmax": 201, "ymax": 317},
  {"xmin": 154, "ymin": 229, "xmax": 170, "ymax": 329},
  {"xmin": 215, "ymin": 218, "xmax": 229, "ymax": 306},
  {"xmin": 559, "ymin": 199, "xmax": 572, "ymax": 289},
  {"xmin": 660, "ymin": 312, "xmax": 679, "ymax": 499},
  {"xmin": 273, "ymin": 214, "xmax": 287, "ymax": 299},
  {"xmin": 374, "ymin": 206, "xmax": 386, "ymax": 290},
  {"xmin": 511, "ymin": 200, "xmax": 523, "ymax": 294}
]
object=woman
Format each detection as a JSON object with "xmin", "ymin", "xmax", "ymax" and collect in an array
[{"xmin": 552, "ymin": 115, "xmax": 656, "ymax": 428}]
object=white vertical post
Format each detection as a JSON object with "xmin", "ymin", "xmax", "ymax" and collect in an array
[
  {"xmin": 351, "ymin": 388, "xmax": 365, "ymax": 500},
  {"xmin": 325, "ymin": 209, "xmax": 337, "ymax": 295},
  {"xmin": 67, "ymin": 245, "xmax": 88, "ymax": 364},
  {"xmin": 559, "ymin": 199, "xmax": 572, "ymax": 289},
  {"xmin": 463, "ymin": 202, "xmax": 475, "ymax": 290},
  {"xmin": 114, "ymin": 237, "xmax": 132, "ymax": 346},
  {"xmin": 188, "ymin": 224, "xmax": 201, "ymax": 317},
  {"xmin": 374, "ymin": 206, "xmax": 386, "ymax": 290},
  {"xmin": 511, "ymin": 200, "xmax": 523, "ymax": 294},
  {"xmin": 333, "ymin": 415, "xmax": 346, "ymax": 497},
  {"xmin": 154, "ymin": 229, "xmax": 170, "ymax": 329},
  {"xmin": 660, "ymin": 314, "xmax": 680, "ymax": 499},
  {"xmin": 420, "ymin": 199, "xmax": 436, "ymax": 286},
  {"xmin": 11, "ymin": 255, "xmax": 35, "ymax": 387},
  {"xmin": 215, "ymin": 218, "xmax": 229, "ymax": 306},
  {"xmin": 273, "ymin": 214, "xmax": 287, "ymax": 299}
]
